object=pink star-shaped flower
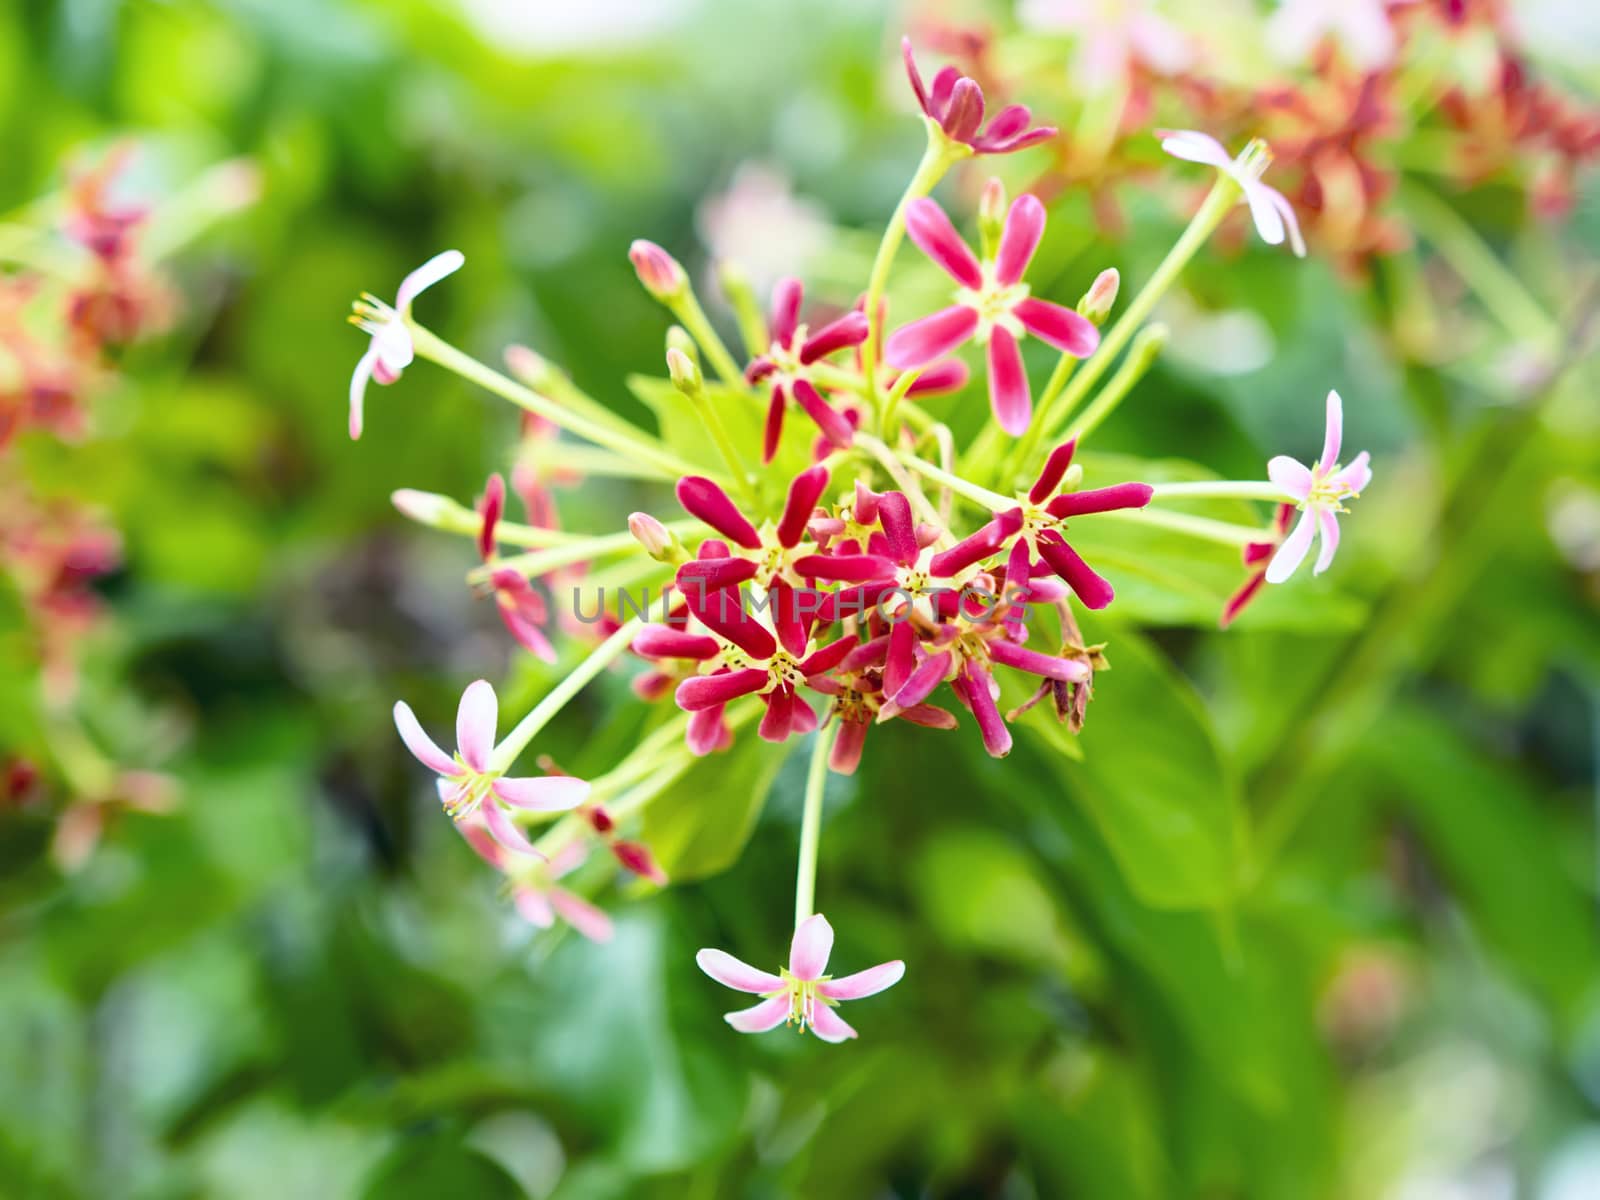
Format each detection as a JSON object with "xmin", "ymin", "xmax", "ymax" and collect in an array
[
  {"xmin": 348, "ymin": 249, "xmax": 464, "ymax": 439},
  {"xmin": 696, "ymin": 913, "xmax": 904, "ymax": 1042},
  {"xmin": 1265, "ymin": 390, "xmax": 1372, "ymax": 582}
]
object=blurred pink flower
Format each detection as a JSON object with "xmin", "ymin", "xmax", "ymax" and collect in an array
[
  {"xmin": 393, "ymin": 679, "xmax": 589, "ymax": 855},
  {"xmin": 1265, "ymin": 390, "xmax": 1372, "ymax": 582},
  {"xmin": 885, "ymin": 195, "xmax": 1099, "ymax": 434},
  {"xmin": 461, "ymin": 822, "xmax": 614, "ymax": 943},
  {"xmin": 1018, "ymin": 0, "xmax": 1195, "ymax": 90},
  {"xmin": 348, "ymin": 250, "xmax": 464, "ymax": 439},
  {"xmin": 696, "ymin": 913, "xmax": 904, "ymax": 1042},
  {"xmin": 1266, "ymin": 0, "xmax": 1397, "ymax": 72},
  {"xmin": 1157, "ymin": 131, "xmax": 1307, "ymax": 257}
]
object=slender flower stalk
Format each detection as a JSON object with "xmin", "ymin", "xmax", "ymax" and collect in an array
[
  {"xmin": 1095, "ymin": 506, "xmax": 1271, "ymax": 547},
  {"xmin": 793, "ymin": 724, "xmax": 838, "ymax": 927},
  {"xmin": 1148, "ymin": 480, "xmax": 1297, "ymax": 501},
  {"xmin": 468, "ymin": 522, "xmax": 701, "ymax": 585},
  {"xmin": 489, "ymin": 617, "xmax": 643, "ymax": 774},
  {"xmin": 1060, "ymin": 323, "xmax": 1169, "ymax": 444},
  {"xmin": 1020, "ymin": 176, "xmax": 1240, "ymax": 467},
  {"xmin": 407, "ymin": 323, "xmax": 708, "ymax": 482}
]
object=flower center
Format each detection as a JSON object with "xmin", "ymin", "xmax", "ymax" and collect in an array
[
  {"xmin": 442, "ymin": 761, "xmax": 502, "ymax": 821},
  {"xmin": 956, "ymin": 265, "xmax": 1029, "ymax": 344},
  {"xmin": 774, "ymin": 967, "xmax": 835, "ymax": 1033},
  {"xmin": 1306, "ymin": 464, "xmax": 1361, "ymax": 512}
]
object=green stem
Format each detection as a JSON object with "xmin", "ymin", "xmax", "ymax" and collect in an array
[
  {"xmin": 672, "ymin": 291, "xmax": 747, "ymax": 388},
  {"xmin": 683, "ymin": 384, "xmax": 759, "ymax": 510},
  {"xmin": 897, "ymin": 451, "xmax": 1013, "ymax": 513},
  {"xmin": 1398, "ymin": 181, "xmax": 1558, "ymax": 349},
  {"xmin": 993, "ymin": 352, "xmax": 1081, "ymax": 485},
  {"xmin": 1096, "ymin": 506, "xmax": 1268, "ymax": 547},
  {"xmin": 1061, "ymin": 324, "xmax": 1168, "ymax": 444},
  {"xmin": 862, "ymin": 129, "xmax": 965, "ymax": 420},
  {"xmin": 473, "ymin": 519, "xmax": 702, "ymax": 583},
  {"xmin": 488, "ymin": 618, "xmax": 642, "ymax": 772},
  {"xmin": 1148, "ymin": 480, "xmax": 1292, "ymax": 501},
  {"xmin": 878, "ymin": 366, "xmax": 923, "ymax": 439},
  {"xmin": 409, "ymin": 325, "xmax": 708, "ymax": 481},
  {"xmin": 1033, "ymin": 177, "xmax": 1238, "ymax": 443},
  {"xmin": 794, "ymin": 724, "xmax": 839, "ymax": 926}
]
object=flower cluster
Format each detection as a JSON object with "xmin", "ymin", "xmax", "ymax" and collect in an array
[
  {"xmin": 2, "ymin": 146, "xmax": 256, "ymax": 868},
  {"xmin": 361, "ymin": 33, "xmax": 1375, "ymax": 1044}
]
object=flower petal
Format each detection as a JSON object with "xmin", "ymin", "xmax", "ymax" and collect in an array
[
  {"xmin": 1264, "ymin": 185, "xmax": 1306, "ymax": 257},
  {"xmin": 830, "ymin": 719, "xmax": 868, "ymax": 774},
  {"xmin": 1335, "ymin": 450, "xmax": 1372, "ymax": 493},
  {"xmin": 888, "ymin": 649, "xmax": 954, "ymax": 711},
  {"xmin": 633, "ymin": 625, "xmax": 722, "ymax": 660},
  {"xmin": 988, "ymin": 638, "xmax": 1091, "ymax": 682},
  {"xmin": 1036, "ymin": 532, "xmax": 1116, "ymax": 609},
  {"xmin": 396, "ymin": 249, "xmax": 465, "ymax": 311},
  {"xmin": 790, "ymin": 913, "xmax": 834, "ymax": 980},
  {"xmin": 348, "ymin": 345, "xmax": 379, "ymax": 440},
  {"xmin": 393, "ymin": 700, "xmax": 457, "ymax": 774},
  {"xmin": 1157, "ymin": 128, "xmax": 1233, "ymax": 168},
  {"xmin": 1313, "ymin": 508, "xmax": 1341, "ymax": 575},
  {"xmin": 809, "ymin": 1004, "xmax": 858, "ymax": 1043},
  {"xmin": 800, "ymin": 311, "xmax": 869, "ymax": 364},
  {"xmin": 1265, "ymin": 509, "xmax": 1316, "ymax": 583},
  {"xmin": 777, "ymin": 465, "xmax": 830, "ymax": 549},
  {"xmin": 996, "ymin": 194, "xmax": 1046, "ymax": 287},
  {"xmin": 791, "ymin": 378, "xmax": 855, "ymax": 449},
  {"xmin": 987, "ymin": 326, "xmax": 1032, "ymax": 436},
  {"xmin": 725, "ymin": 994, "xmax": 792, "ymax": 1034},
  {"xmin": 885, "ymin": 305, "xmax": 980, "ymax": 370},
  {"xmin": 770, "ymin": 277, "xmax": 803, "ymax": 347},
  {"xmin": 676, "ymin": 476, "xmax": 763, "ymax": 549},
  {"xmin": 905, "ymin": 198, "xmax": 984, "ymax": 289},
  {"xmin": 1045, "ymin": 482, "xmax": 1154, "ymax": 518},
  {"xmin": 818, "ymin": 959, "xmax": 905, "ymax": 1001},
  {"xmin": 1013, "ymin": 298, "xmax": 1099, "ymax": 357},
  {"xmin": 513, "ymin": 886, "xmax": 555, "ymax": 927},
  {"xmin": 676, "ymin": 668, "xmax": 769, "ymax": 711},
  {"xmin": 1242, "ymin": 180, "xmax": 1287, "ymax": 247},
  {"xmin": 1028, "ymin": 438, "xmax": 1078, "ymax": 504},
  {"xmin": 456, "ymin": 679, "xmax": 498, "ymax": 773},
  {"xmin": 1267, "ymin": 455, "xmax": 1314, "ymax": 499},
  {"xmin": 549, "ymin": 887, "xmax": 615, "ymax": 943},
  {"xmin": 877, "ymin": 491, "xmax": 919, "ymax": 568},
  {"xmin": 481, "ymin": 799, "xmax": 541, "ymax": 857},
  {"xmin": 493, "ymin": 774, "xmax": 590, "ymax": 812},
  {"xmin": 1319, "ymin": 390, "xmax": 1344, "ymax": 474},
  {"xmin": 763, "ymin": 382, "xmax": 785, "ymax": 465},
  {"xmin": 960, "ymin": 660, "xmax": 1012, "ymax": 758}
]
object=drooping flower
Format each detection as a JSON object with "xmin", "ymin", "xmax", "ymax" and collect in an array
[
  {"xmin": 1265, "ymin": 389, "xmax": 1371, "ymax": 582},
  {"xmin": 1157, "ymin": 131, "xmax": 1307, "ymax": 257},
  {"xmin": 393, "ymin": 679, "xmax": 589, "ymax": 855},
  {"xmin": 902, "ymin": 38, "xmax": 1057, "ymax": 155},
  {"xmin": 460, "ymin": 820, "xmax": 615, "ymax": 943},
  {"xmin": 347, "ymin": 249, "xmax": 464, "ymax": 440},
  {"xmin": 885, "ymin": 195, "xmax": 1100, "ymax": 434},
  {"xmin": 476, "ymin": 472, "xmax": 558, "ymax": 662},
  {"xmin": 695, "ymin": 913, "xmax": 904, "ymax": 1042},
  {"xmin": 1219, "ymin": 502, "xmax": 1298, "ymax": 627},
  {"xmin": 745, "ymin": 278, "xmax": 868, "ymax": 461}
]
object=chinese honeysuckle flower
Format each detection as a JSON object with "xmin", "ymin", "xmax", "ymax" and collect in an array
[
  {"xmin": 460, "ymin": 820, "xmax": 615, "ymax": 943},
  {"xmin": 1265, "ymin": 390, "xmax": 1371, "ymax": 583},
  {"xmin": 695, "ymin": 913, "xmax": 905, "ymax": 1042},
  {"xmin": 393, "ymin": 679, "xmax": 590, "ymax": 855},
  {"xmin": 902, "ymin": 38, "xmax": 1056, "ymax": 156},
  {"xmin": 1157, "ymin": 131, "xmax": 1306, "ymax": 258},
  {"xmin": 886, "ymin": 195, "xmax": 1100, "ymax": 435},
  {"xmin": 348, "ymin": 249, "xmax": 464, "ymax": 440}
]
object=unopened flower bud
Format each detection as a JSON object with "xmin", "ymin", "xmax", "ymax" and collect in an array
[
  {"xmin": 1061, "ymin": 463, "xmax": 1084, "ymax": 490},
  {"xmin": 979, "ymin": 177, "xmax": 1008, "ymax": 256},
  {"xmin": 586, "ymin": 804, "xmax": 616, "ymax": 834},
  {"xmin": 665, "ymin": 326, "xmax": 700, "ymax": 366},
  {"xmin": 1077, "ymin": 268, "xmax": 1120, "ymax": 325},
  {"xmin": 629, "ymin": 239, "xmax": 687, "ymax": 301},
  {"xmin": 628, "ymin": 511, "xmax": 675, "ymax": 562},
  {"xmin": 666, "ymin": 346, "xmax": 703, "ymax": 397},
  {"xmin": 611, "ymin": 839, "xmax": 668, "ymax": 886},
  {"xmin": 392, "ymin": 488, "xmax": 476, "ymax": 533}
]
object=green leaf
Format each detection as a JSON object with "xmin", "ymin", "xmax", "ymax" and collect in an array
[
  {"xmin": 359, "ymin": 1133, "xmax": 525, "ymax": 1200},
  {"xmin": 1017, "ymin": 620, "xmax": 1244, "ymax": 909},
  {"xmin": 640, "ymin": 716, "xmax": 789, "ymax": 882}
]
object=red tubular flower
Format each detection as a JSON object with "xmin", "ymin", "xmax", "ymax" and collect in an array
[
  {"xmin": 902, "ymin": 38, "xmax": 1057, "ymax": 155},
  {"xmin": 745, "ymin": 278, "xmax": 868, "ymax": 462},
  {"xmin": 476, "ymin": 472, "xmax": 557, "ymax": 662},
  {"xmin": 885, "ymin": 195, "xmax": 1099, "ymax": 434}
]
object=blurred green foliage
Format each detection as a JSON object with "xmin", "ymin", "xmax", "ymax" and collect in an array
[{"xmin": 2, "ymin": 1, "xmax": 1599, "ymax": 1198}]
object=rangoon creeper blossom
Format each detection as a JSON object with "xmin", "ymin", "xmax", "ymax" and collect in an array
[
  {"xmin": 886, "ymin": 195, "xmax": 1099, "ymax": 434},
  {"xmin": 745, "ymin": 279, "xmax": 867, "ymax": 461},
  {"xmin": 1265, "ymin": 389, "xmax": 1371, "ymax": 582},
  {"xmin": 696, "ymin": 914, "xmax": 904, "ymax": 1042},
  {"xmin": 348, "ymin": 249, "xmax": 464, "ymax": 439},
  {"xmin": 393, "ymin": 680, "xmax": 589, "ymax": 855},
  {"xmin": 1158, "ymin": 130, "xmax": 1307, "ymax": 257},
  {"xmin": 902, "ymin": 38, "xmax": 1057, "ymax": 155}
]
